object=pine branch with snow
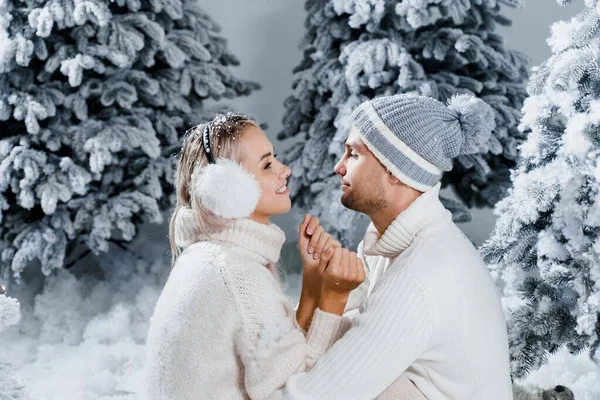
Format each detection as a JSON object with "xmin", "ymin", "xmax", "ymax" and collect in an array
[
  {"xmin": 0, "ymin": 0, "xmax": 259, "ymax": 281},
  {"xmin": 0, "ymin": 292, "xmax": 20, "ymax": 332},
  {"xmin": 279, "ymin": 0, "xmax": 529, "ymax": 245},
  {"xmin": 481, "ymin": 0, "xmax": 600, "ymax": 381}
]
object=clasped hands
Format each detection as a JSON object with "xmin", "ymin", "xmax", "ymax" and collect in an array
[{"xmin": 297, "ymin": 214, "xmax": 365, "ymax": 321}]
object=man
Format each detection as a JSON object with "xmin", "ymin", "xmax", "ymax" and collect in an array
[{"xmin": 275, "ymin": 93, "xmax": 513, "ymax": 399}]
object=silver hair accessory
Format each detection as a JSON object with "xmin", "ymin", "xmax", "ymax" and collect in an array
[{"xmin": 202, "ymin": 123, "xmax": 216, "ymax": 164}]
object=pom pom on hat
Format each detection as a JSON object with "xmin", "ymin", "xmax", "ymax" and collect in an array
[
  {"xmin": 447, "ymin": 94, "xmax": 496, "ymax": 155},
  {"xmin": 193, "ymin": 158, "xmax": 261, "ymax": 219}
]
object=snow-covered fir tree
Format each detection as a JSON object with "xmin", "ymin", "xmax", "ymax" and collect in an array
[
  {"xmin": 0, "ymin": 288, "xmax": 23, "ymax": 398},
  {"xmin": 0, "ymin": 0, "xmax": 258, "ymax": 281},
  {"xmin": 279, "ymin": 0, "xmax": 530, "ymax": 244},
  {"xmin": 481, "ymin": 0, "xmax": 600, "ymax": 379}
]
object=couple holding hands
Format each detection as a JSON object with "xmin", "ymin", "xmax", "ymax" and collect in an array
[{"xmin": 144, "ymin": 93, "xmax": 514, "ymax": 399}]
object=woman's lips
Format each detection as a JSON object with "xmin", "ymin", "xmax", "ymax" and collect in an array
[{"xmin": 276, "ymin": 184, "xmax": 289, "ymax": 194}]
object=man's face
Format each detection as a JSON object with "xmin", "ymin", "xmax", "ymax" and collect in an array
[{"xmin": 333, "ymin": 127, "xmax": 388, "ymax": 214}]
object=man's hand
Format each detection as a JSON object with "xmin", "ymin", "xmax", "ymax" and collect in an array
[{"xmin": 318, "ymin": 247, "xmax": 365, "ymax": 316}]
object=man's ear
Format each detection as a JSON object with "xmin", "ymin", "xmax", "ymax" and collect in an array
[{"xmin": 386, "ymin": 169, "xmax": 401, "ymax": 185}]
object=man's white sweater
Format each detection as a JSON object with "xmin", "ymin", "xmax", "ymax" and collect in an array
[{"xmin": 270, "ymin": 183, "xmax": 513, "ymax": 400}]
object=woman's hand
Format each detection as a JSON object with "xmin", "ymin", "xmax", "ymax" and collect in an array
[
  {"xmin": 298, "ymin": 214, "xmax": 340, "ymax": 279},
  {"xmin": 296, "ymin": 214, "xmax": 341, "ymax": 331},
  {"xmin": 318, "ymin": 247, "xmax": 365, "ymax": 316}
]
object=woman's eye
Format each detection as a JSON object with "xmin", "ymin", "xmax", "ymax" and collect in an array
[
  {"xmin": 264, "ymin": 153, "xmax": 277, "ymax": 169},
  {"xmin": 350, "ymin": 151, "xmax": 358, "ymax": 158}
]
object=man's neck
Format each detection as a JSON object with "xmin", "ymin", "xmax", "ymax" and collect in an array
[{"xmin": 370, "ymin": 190, "xmax": 423, "ymax": 235}]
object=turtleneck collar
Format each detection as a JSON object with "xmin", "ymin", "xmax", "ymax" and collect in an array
[
  {"xmin": 192, "ymin": 218, "xmax": 286, "ymax": 266},
  {"xmin": 362, "ymin": 183, "xmax": 451, "ymax": 258}
]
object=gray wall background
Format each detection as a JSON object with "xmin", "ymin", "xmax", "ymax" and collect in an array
[{"xmin": 199, "ymin": 0, "xmax": 582, "ymax": 247}]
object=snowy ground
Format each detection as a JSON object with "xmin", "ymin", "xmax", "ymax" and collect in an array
[{"xmin": 0, "ymin": 245, "xmax": 599, "ymax": 400}]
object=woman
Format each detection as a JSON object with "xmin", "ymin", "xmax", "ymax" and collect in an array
[{"xmin": 144, "ymin": 113, "xmax": 424, "ymax": 399}]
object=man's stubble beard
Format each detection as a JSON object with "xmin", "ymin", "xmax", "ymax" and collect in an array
[{"xmin": 340, "ymin": 180, "xmax": 387, "ymax": 214}]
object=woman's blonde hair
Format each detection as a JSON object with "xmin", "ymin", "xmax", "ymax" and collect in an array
[{"xmin": 169, "ymin": 113, "xmax": 259, "ymax": 268}]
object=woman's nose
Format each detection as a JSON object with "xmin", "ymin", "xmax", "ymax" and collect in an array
[{"xmin": 280, "ymin": 164, "xmax": 291, "ymax": 179}]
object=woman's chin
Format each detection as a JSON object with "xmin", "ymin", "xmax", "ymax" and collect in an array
[
  {"xmin": 279, "ymin": 199, "xmax": 292, "ymax": 214},
  {"xmin": 273, "ymin": 197, "xmax": 292, "ymax": 215}
]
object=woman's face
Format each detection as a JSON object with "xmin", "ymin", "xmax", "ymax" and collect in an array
[{"xmin": 240, "ymin": 125, "xmax": 291, "ymax": 223}]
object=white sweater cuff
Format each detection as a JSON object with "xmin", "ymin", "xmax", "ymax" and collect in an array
[
  {"xmin": 378, "ymin": 374, "xmax": 428, "ymax": 400},
  {"xmin": 305, "ymin": 308, "xmax": 352, "ymax": 367}
]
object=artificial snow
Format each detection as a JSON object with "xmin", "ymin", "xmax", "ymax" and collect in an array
[{"xmin": 0, "ymin": 249, "xmax": 598, "ymax": 399}]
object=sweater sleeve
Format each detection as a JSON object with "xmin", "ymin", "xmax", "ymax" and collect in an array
[
  {"xmin": 266, "ymin": 270, "xmax": 433, "ymax": 400},
  {"xmin": 222, "ymin": 258, "xmax": 351, "ymax": 400}
]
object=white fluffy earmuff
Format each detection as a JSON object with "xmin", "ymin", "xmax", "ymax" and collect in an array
[{"xmin": 192, "ymin": 158, "xmax": 261, "ymax": 219}]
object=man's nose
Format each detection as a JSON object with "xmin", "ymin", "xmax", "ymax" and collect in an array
[{"xmin": 334, "ymin": 158, "xmax": 345, "ymax": 176}]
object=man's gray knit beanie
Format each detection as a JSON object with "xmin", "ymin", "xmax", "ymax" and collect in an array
[{"xmin": 349, "ymin": 93, "xmax": 496, "ymax": 192}]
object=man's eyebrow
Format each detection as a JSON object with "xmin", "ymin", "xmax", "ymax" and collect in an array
[{"xmin": 345, "ymin": 141, "xmax": 365, "ymax": 151}]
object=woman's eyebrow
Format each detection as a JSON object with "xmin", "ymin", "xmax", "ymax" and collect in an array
[{"xmin": 259, "ymin": 151, "xmax": 273, "ymax": 162}]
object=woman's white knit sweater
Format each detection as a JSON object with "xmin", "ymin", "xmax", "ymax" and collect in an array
[
  {"xmin": 268, "ymin": 183, "xmax": 513, "ymax": 400},
  {"xmin": 144, "ymin": 219, "xmax": 354, "ymax": 399}
]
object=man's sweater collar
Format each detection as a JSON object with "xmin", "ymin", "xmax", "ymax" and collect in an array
[{"xmin": 362, "ymin": 182, "xmax": 451, "ymax": 258}]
